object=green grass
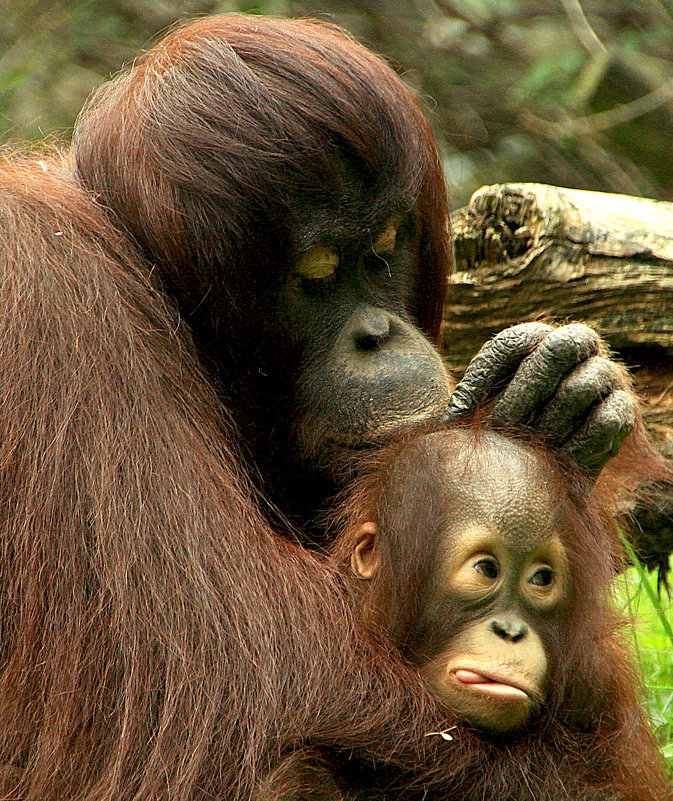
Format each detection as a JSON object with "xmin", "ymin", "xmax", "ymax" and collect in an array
[{"xmin": 614, "ymin": 553, "xmax": 673, "ymax": 773}]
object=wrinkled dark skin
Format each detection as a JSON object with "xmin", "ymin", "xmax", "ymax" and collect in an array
[{"xmin": 446, "ymin": 322, "xmax": 636, "ymax": 478}]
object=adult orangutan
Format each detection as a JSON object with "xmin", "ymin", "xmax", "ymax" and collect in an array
[
  {"xmin": 0, "ymin": 12, "xmax": 656, "ymax": 801},
  {"xmin": 258, "ymin": 428, "xmax": 671, "ymax": 800}
]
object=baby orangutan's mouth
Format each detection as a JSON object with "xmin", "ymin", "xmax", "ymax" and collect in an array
[{"xmin": 451, "ymin": 668, "xmax": 530, "ymax": 701}]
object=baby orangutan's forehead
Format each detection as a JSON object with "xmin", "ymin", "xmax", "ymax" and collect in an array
[{"xmin": 433, "ymin": 431, "xmax": 561, "ymax": 552}]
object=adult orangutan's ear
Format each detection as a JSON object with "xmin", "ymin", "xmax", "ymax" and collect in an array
[{"xmin": 351, "ymin": 522, "xmax": 381, "ymax": 580}]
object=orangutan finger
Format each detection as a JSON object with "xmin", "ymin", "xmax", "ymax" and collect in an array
[
  {"xmin": 532, "ymin": 356, "xmax": 625, "ymax": 447},
  {"xmin": 444, "ymin": 322, "xmax": 553, "ymax": 421},
  {"xmin": 489, "ymin": 323, "xmax": 601, "ymax": 429},
  {"xmin": 558, "ymin": 389, "xmax": 636, "ymax": 478}
]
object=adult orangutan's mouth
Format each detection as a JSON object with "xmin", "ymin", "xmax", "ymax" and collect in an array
[{"xmin": 325, "ymin": 412, "xmax": 445, "ymax": 450}]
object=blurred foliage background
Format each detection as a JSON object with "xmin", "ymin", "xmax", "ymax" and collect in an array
[{"xmin": 2, "ymin": 0, "xmax": 673, "ymax": 208}]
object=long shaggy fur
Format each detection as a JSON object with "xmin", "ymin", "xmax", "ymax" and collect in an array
[{"xmin": 0, "ymin": 155, "xmax": 456, "ymax": 800}]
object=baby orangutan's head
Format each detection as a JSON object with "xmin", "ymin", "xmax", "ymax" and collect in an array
[{"xmin": 341, "ymin": 429, "xmax": 576, "ymax": 733}]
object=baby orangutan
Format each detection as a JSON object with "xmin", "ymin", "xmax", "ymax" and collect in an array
[
  {"xmin": 257, "ymin": 428, "xmax": 672, "ymax": 801},
  {"xmin": 348, "ymin": 428, "xmax": 566, "ymax": 734}
]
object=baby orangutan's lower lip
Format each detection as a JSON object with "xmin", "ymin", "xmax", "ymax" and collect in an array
[{"xmin": 451, "ymin": 668, "xmax": 529, "ymax": 701}]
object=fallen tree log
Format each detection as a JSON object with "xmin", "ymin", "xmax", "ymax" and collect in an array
[{"xmin": 448, "ymin": 183, "xmax": 673, "ymax": 568}]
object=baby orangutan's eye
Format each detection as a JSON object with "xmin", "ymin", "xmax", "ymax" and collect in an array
[
  {"xmin": 474, "ymin": 557, "xmax": 499, "ymax": 580},
  {"xmin": 529, "ymin": 567, "xmax": 554, "ymax": 587}
]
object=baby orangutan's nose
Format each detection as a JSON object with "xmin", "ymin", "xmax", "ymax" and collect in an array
[{"xmin": 490, "ymin": 616, "xmax": 528, "ymax": 643}]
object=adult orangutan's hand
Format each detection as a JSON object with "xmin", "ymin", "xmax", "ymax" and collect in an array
[{"xmin": 445, "ymin": 322, "xmax": 635, "ymax": 477}]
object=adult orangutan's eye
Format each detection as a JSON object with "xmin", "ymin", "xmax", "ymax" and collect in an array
[
  {"xmin": 372, "ymin": 217, "xmax": 400, "ymax": 255},
  {"xmin": 529, "ymin": 567, "xmax": 554, "ymax": 587},
  {"xmin": 295, "ymin": 246, "xmax": 339, "ymax": 280},
  {"xmin": 474, "ymin": 557, "xmax": 499, "ymax": 580}
]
